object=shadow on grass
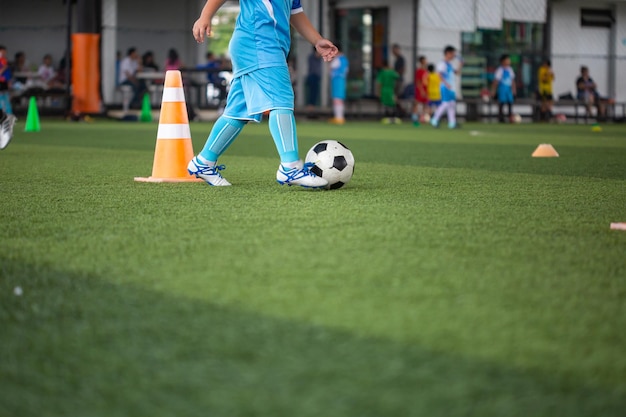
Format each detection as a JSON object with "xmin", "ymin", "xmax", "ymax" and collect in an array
[{"xmin": 1, "ymin": 259, "xmax": 624, "ymax": 417}]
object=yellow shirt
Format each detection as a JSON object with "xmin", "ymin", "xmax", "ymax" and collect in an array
[
  {"xmin": 427, "ymin": 73, "xmax": 441, "ymax": 101},
  {"xmin": 538, "ymin": 66, "xmax": 554, "ymax": 95}
]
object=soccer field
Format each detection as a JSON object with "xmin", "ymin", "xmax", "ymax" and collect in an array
[{"xmin": 1, "ymin": 119, "xmax": 625, "ymax": 416}]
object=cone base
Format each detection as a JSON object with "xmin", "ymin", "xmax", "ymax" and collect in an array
[
  {"xmin": 532, "ymin": 144, "xmax": 559, "ymax": 158},
  {"xmin": 134, "ymin": 176, "xmax": 203, "ymax": 183}
]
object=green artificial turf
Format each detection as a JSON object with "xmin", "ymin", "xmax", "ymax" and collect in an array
[{"xmin": 1, "ymin": 119, "xmax": 625, "ymax": 416}]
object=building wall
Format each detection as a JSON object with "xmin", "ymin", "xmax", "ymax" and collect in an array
[
  {"xmin": 0, "ymin": 0, "xmax": 67, "ymax": 69},
  {"xmin": 550, "ymin": 1, "xmax": 612, "ymax": 100},
  {"xmin": 615, "ymin": 2, "xmax": 626, "ymax": 102}
]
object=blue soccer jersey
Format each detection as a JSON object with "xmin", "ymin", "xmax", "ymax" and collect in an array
[
  {"xmin": 436, "ymin": 60, "xmax": 457, "ymax": 102},
  {"xmin": 229, "ymin": 0, "xmax": 303, "ymax": 78},
  {"xmin": 495, "ymin": 66, "xmax": 515, "ymax": 103}
]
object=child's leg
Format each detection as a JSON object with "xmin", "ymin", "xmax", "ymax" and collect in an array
[
  {"xmin": 498, "ymin": 102, "xmax": 504, "ymax": 122},
  {"xmin": 0, "ymin": 92, "xmax": 12, "ymax": 115},
  {"xmin": 507, "ymin": 102, "xmax": 513, "ymax": 118},
  {"xmin": 432, "ymin": 101, "xmax": 448, "ymax": 123},
  {"xmin": 333, "ymin": 98, "xmax": 345, "ymax": 121},
  {"xmin": 268, "ymin": 109, "xmax": 299, "ymax": 165},
  {"xmin": 446, "ymin": 101, "xmax": 457, "ymax": 127},
  {"xmin": 197, "ymin": 116, "xmax": 246, "ymax": 164}
]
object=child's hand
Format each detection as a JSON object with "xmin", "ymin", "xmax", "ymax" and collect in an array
[
  {"xmin": 193, "ymin": 18, "xmax": 212, "ymax": 43},
  {"xmin": 315, "ymin": 39, "xmax": 338, "ymax": 62}
]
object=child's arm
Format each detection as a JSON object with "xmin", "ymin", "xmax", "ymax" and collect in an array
[
  {"xmin": 193, "ymin": 0, "xmax": 229, "ymax": 43},
  {"xmin": 290, "ymin": 13, "xmax": 338, "ymax": 62}
]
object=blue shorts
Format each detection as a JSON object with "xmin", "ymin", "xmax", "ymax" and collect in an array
[
  {"xmin": 331, "ymin": 77, "xmax": 347, "ymax": 100},
  {"xmin": 428, "ymin": 100, "xmax": 441, "ymax": 108},
  {"xmin": 223, "ymin": 65, "xmax": 294, "ymax": 123},
  {"xmin": 441, "ymin": 88, "xmax": 456, "ymax": 102},
  {"xmin": 497, "ymin": 87, "xmax": 514, "ymax": 104}
]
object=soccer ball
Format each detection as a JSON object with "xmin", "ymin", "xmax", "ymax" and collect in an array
[
  {"xmin": 511, "ymin": 114, "xmax": 522, "ymax": 124},
  {"xmin": 421, "ymin": 113, "xmax": 431, "ymax": 123},
  {"xmin": 305, "ymin": 140, "xmax": 355, "ymax": 190},
  {"xmin": 555, "ymin": 113, "xmax": 567, "ymax": 123}
]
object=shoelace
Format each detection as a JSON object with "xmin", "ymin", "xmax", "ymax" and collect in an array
[
  {"xmin": 197, "ymin": 163, "xmax": 226, "ymax": 176},
  {"xmin": 282, "ymin": 162, "xmax": 317, "ymax": 181}
]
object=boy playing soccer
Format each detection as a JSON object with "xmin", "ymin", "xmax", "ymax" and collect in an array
[
  {"xmin": 430, "ymin": 45, "xmax": 462, "ymax": 129},
  {"xmin": 491, "ymin": 54, "xmax": 516, "ymax": 123},
  {"xmin": 188, "ymin": 0, "xmax": 338, "ymax": 188},
  {"xmin": 376, "ymin": 59, "xmax": 400, "ymax": 124}
]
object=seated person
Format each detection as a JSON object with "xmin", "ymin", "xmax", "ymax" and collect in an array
[
  {"xmin": 119, "ymin": 47, "xmax": 146, "ymax": 107},
  {"xmin": 576, "ymin": 66, "xmax": 605, "ymax": 118},
  {"xmin": 38, "ymin": 54, "xmax": 57, "ymax": 86}
]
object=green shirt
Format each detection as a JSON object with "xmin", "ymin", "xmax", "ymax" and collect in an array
[{"xmin": 377, "ymin": 68, "xmax": 399, "ymax": 107}]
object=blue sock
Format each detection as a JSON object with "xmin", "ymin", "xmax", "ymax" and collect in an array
[
  {"xmin": 268, "ymin": 109, "xmax": 299, "ymax": 163},
  {"xmin": 199, "ymin": 116, "xmax": 246, "ymax": 162}
]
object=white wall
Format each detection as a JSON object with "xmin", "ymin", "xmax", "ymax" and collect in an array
[
  {"xmin": 615, "ymin": 2, "xmax": 626, "ymax": 101},
  {"xmin": 550, "ymin": 0, "xmax": 613, "ymax": 99},
  {"xmin": 0, "ymin": 0, "xmax": 67, "ymax": 70}
]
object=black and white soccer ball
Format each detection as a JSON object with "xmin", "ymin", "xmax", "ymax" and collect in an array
[{"xmin": 305, "ymin": 140, "xmax": 354, "ymax": 190}]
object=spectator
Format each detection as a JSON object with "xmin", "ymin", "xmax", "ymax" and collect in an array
[
  {"xmin": 537, "ymin": 59, "xmax": 554, "ymax": 122},
  {"xmin": 392, "ymin": 43, "xmax": 406, "ymax": 94},
  {"xmin": 411, "ymin": 55, "xmax": 428, "ymax": 126},
  {"xmin": 197, "ymin": 51, "xmax": 221, "ymax": 84},
  {"xmin": 491, "ymin": 54, "xmax": 516, "ymax": 123},
  {"xmin": 142, "ymin": 51, "xmax": 159, "ymax": 72},
  {"xmin": 164, "ymin": 48, "xmax": 182, "ymax": 71},
  {"xmin": 576, "ymin": 66, "xmax": 605, "ymax": 119},
  {"xmin": 119, "ymin": 47, "xmax": 145, "ymax": 107},
  {"xmin": 329, "ymin": 44, "xmax": 349, "ymax": 125},
  {"xmin": 37, "ymin": 54, "xmax": 56, "ymax": 85},
  {"xmin": 305, "ymin": 47, "xmax": 322, "ymax": 110},
  {"xmin": 12, "ymin": 51, "xmax": 28, "ymax": 84}
]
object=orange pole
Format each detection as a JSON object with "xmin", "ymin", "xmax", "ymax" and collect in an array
[{"xmin": 72, "ymin": 33, "xmax": 102, "ymax": 114}]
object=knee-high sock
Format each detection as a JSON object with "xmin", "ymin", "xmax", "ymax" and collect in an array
[
  {"xmin": 333, "ymin": 99, "xmax": 345, "ymax": 120},
  {"xmin": 447, "ymin": 101, "xmax": 457, "ymax": 126},
  {"xmin": 432, "ymin": 101, "xmax": 449, "ymax": 122},
  {"xmin": 0, "ymin": 93, "xmax": 12, "ymax": 115},
  {"xmin": 269, "ymin": 109, "xmax": 299, "ymax": 163},
  {"xmin": 199, "ymin": 116, "xmax": 246, "ymax": 163}
]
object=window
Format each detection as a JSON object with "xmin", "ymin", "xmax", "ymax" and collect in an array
[{"xmin": 580, "ymin": 9, "xmax": 614, "ymax": 29}]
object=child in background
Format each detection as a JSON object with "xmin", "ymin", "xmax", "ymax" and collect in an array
[
  {"xmin": 431, "ymin": 45, "xmax": 462, "ymax": 129},
  {"xmin": 538, "ymin": 59, "xmax": 554, "ymax": 121},
  {"xmin": 329, "ymin": 45, "xmax": 349, "ymax": 125},
  {"xmin": 492, "ymin": 54, "xmax": 516, "ymax": 123},
  {"xmin": 0, "ymin": 45, "xmax": 17, "ymax": 150},
  {"xmin": 188, "ymin": 0, "xmax": 338, "ymax": 188},
  {"xmin": 376, "ymin": 59, "xmax": 400, "ymax": 124},
  {"xmin": 411, "ymin": 56, "xmax": 428, "ymax": 126},
  {"xmin": 427, "ymin": 64, "xmax": 441, "ymax": 115}
]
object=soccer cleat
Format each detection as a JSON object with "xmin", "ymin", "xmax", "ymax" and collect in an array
[
  {"xmin": 0, "ymin": 114, "xmax": 17, "ymax": 150},
  {"xmin": 187, "ymin": 157, "xmax": 231, "ymax": 186},
  {"xmin": 328, "ymin": 117, "xmax": 345, "ymax": 125},
  {"xmin": 430, "ymin": 118, "xmax": 440, "ymax": 128},
  {"xmin": 276, "ymin": 162, "xmax": 328, "ymax": 189}
]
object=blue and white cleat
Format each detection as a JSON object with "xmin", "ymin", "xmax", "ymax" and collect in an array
[
  {"xmin": 0, "ymin": 114, "xmax": 17, "ymax": 150},
  {"xmin": 276, "ymin": 161, "xmax": 328, "ymax": 189},
  {"xmin": 187, "ymin": 157, "xmax": 231, "ymax": 186}
]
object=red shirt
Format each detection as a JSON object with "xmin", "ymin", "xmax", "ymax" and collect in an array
[{"xmin": 414, "ymin": 68, "xmax": 428, "ymax": 102}]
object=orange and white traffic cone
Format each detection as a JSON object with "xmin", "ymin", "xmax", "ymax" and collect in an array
[{"xmin": 134, "ymin": 70, "xmax": 202, "ymax": 182}]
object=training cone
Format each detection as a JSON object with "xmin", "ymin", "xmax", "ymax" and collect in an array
[
  {"xmin": 532, "ymin": 144, "xmax": 559, "ymax": 158},
  {"xmin": 134, "ymin": 70, "xmax": 201, "ymax": 183},
  {"xmin": 140, "ymin": 93, "xmax": 152, "ymax": 122},
  {"xmin": 591, "ymin": 123, "xmax": 602, "ymax": 132},
  {"xmin": 24, "ymin": 97, "xmax": 41, "ymax": 132}
]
